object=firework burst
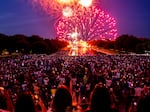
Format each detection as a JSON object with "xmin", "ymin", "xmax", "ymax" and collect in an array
[
  {"xmin": 32, "ymin": 0, "xmax": 93, "ymax": 17},
  {"xmin": 31, "ymin": 0, "xmax": 117, "ymax": 56},
  {"xmin": 31, "ymin": 0, "xmax": 117, "ymax": 41},
  {"xmin": 56, "ymin": 6, "xmax": 117, "ymax": 41}
]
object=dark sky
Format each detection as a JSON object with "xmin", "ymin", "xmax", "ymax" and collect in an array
[{"xmin": 0, "ymin": 0, "xmax": 150, "ymax": 39}]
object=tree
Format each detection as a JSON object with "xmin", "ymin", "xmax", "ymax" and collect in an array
[
  {"xmin": 115, "ymin": 35, "xmax": 140, "ymax": 51},
  {"xmin": 32, "ymin": 41, "xmax": 49, "ymax": 54},
  {"xmin": 0, "ymin": 33, "xmax": 7, "ymax": 52},
  {"xmin": 27, "ymin": 35, "xmax": 43, "ymax": 44},
  {"xmin": 16, "ymin": 40, "xmax": 31, "ymax": 53}
]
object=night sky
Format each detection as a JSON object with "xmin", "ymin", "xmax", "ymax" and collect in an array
[{"xmin": 0, "ymin": 0, "xmax": 150, "ymax": 39}]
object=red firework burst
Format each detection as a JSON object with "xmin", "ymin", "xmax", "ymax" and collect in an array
[{"xmin": 56, "ymin": 6, "xmax": 117, "ymax": 41}]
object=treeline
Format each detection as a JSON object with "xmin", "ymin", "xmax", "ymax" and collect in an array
[
  {"xmin": 89, "ymin": 34, "xmax": 150, "ymax": 53},
  {"xmin": 0, "ymin": 33, "xmax": 68, "ymax": 54},
  {"xmin": 0, "ymin": 33, "xmax": 150, "ymax": 55}
]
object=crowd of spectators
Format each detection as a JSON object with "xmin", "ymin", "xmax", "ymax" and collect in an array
[{"xmin": 0, "ymin": 54, "xmax": 150, "ymax": 112}]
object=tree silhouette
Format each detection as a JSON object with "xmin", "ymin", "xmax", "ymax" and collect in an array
[{"xmin": 116, "ymin": 35, "xmax": 140, "ymax": 51}]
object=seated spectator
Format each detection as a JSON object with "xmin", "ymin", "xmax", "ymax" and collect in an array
[
  {"xmin": 0, "ymin": 90, "xmax": 7, "ymax": 111},
  {"xmin": 136, "ymin": 94, "xmax": 150, "ymax": 112},
  {"xmin": 86, "ymin": 83, "xmax": 113, "ymax": 112},
  {"xmin": 0, "ymin": 88, "xmax": 13, "ymax": 112},
  {"xmin": 48, "ymin": 85, "xmax": 72, "ymax": 112},
  {"xmin": 15, "ymin": 93, "xmax": 35, "ymax": 112}
]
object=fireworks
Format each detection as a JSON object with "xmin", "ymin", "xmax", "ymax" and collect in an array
[
  {"xmin": 62, "ymin": 7, "xmax": 73, "ymax": 17},
  {"xmin": 56, "ymin": 0, "xmax": 77, "ymax": 5},
  {"xmin": 56, "ymin": 6, "xmax": 117, "ymax": 41},
  {"xmin": 32, "ymin": 0, "xmax": 117, "ymax": 41},
  {"xmin": 32, "ymin": 0, "xmax": 91, "ymax": 16},
  {"xmin": 79, "ymin": 0, "xmax": 93, "ymax": 7},
  {"xmin": 31, "ymin": 0, "xmax": 118, "ymax": 55}
]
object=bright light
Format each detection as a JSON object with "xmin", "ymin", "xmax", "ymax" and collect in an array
[
  {"xmin": 79, "ymin": 0, "xmax": 93, "ymax": 7},
  {"xmin": 56, "ymin": 0, "xmax": 75, "ymax": 4},
  {"xmin": 79, "ymin": 40, "xmax": 89, "ymax": 48},
  {"xmin": 62, "ymin": 7, "xmax": 73, "ymax": 17},
  {"xmin": 71, "ymin": 32, "xmax": 78, "ymax": 38},
  {"xmin": 68, "ymin": 40, "xmax": 89, "ymax": 56}
]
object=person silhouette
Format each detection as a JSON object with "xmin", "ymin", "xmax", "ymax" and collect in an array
[
  {"xmin": 86, "ymin": 83, "xmax": 112, "ymax": 112},
  {"xmin": 48, "ymin": 85, "xmax": 72, "ymax": 112},
  {"xmin": 15, "ymin": 93, "xmax": 35, "ymax": 112}
]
